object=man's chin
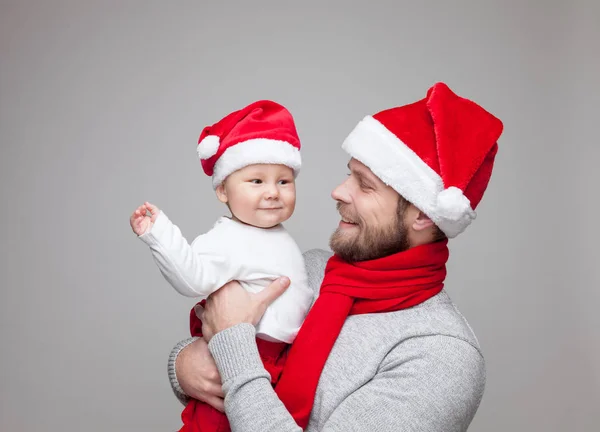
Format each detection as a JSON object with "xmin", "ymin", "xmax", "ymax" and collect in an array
[{"xmin": 329, "ymin": 230, "xmax": 357, "ymax": 256}]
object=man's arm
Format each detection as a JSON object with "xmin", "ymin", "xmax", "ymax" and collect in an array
[
  {"xmin": 168, "ymin": 337, "xmax": 226, "ymax": 411},
  {"xmin": 208, "ymin": 324, "xmax": 302, "ymax": 432},
  {"xmin": 208, "ymin": 328, "xmax": 484, "ymax": 432},
  {"xmin": 168, "ymin": 337, "xmax": 197, "ymax": 406}
]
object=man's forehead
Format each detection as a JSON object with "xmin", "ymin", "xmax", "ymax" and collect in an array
[
  {"xmin": 348, "ymin": 158, "xmax": 399, "ymax": 195},
  {"xmin": 348, "ymin": 158, "xmax": 378, "ymax": 180}
]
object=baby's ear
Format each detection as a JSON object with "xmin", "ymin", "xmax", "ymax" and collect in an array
[{"xmin": 215, "ymin": 184, "xmax": 228, "ymax": 203}]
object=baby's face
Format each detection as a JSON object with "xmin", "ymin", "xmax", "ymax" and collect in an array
[{"xmin": 216, "ymin": 164, "xmax": 296, "ymax": 228}]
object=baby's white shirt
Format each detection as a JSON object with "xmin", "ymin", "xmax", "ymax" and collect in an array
[{"xmin": 139, "ymin": 211, "xmax": 312, "ymax": 343}]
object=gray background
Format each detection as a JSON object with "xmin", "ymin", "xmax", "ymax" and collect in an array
[{"xmin": 1, "ymin": 1, "xmax": 598, "ymax": 431}]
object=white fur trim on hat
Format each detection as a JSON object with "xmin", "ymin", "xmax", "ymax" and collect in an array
[
  {"xmin": 197, "ymin": 135, "xmax": 220, "ymax": 160},
  {"xmin": 211, "ymin": 139, "xmax": 301, "ymax": 189},
  {"xmin": 341, "ymin": 115, "xmax": 476, "ymax": 238}
]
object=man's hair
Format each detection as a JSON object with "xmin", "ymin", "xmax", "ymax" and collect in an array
[
  {"xmin": 432, "ymin": 224, "xmax": 447, "ymax": 242},
  {"xmin": 396, "ymin": 194, "xmax": 446, "ymax": 243}
]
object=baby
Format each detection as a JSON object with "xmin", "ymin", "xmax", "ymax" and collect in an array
[{"xmin": 130, "ymin": 100, "xmax": 313, "ymax": 432}]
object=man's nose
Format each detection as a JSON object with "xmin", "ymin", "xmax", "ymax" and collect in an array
[{"xmin": 331, "ymin": 178, "xmax": 350, "ymax": 203}]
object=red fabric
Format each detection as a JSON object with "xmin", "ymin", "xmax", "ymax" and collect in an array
[
  {"xmin": 373, "ymin": 82, "xmax": 503, "ymax": 209},
  {"xmin": 198, "ymin": 100, "xmax": 301, "ymax": 176},
  {"xmin": 179, "ymin": 301, "xmax": 289, "ymax": 432},
  {"xmin": 426, "ymin": 82, "xmax": 503, "ymax": 207},
  {"xmin": 274, "ymin": 240, "xmax": 450, "ymax": 428}
]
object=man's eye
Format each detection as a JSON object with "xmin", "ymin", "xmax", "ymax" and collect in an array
[{"xmin": 250, "ymin": 179, "xmax": 262, "ymax": 184}]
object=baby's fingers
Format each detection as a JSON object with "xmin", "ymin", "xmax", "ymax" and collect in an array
[{"xmin": 145, "ymin": 202, "xmax": 159, "ymax": 215}]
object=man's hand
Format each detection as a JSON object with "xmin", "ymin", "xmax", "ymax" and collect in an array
[
  {"xmin": 201, "ymin": 277, "xmax": 291, "ymax": 342},
  {"xmin": 176, "ymin": 338, "xmax": 225, "ymax": 412},
  {"xmin": 129, "ymin": 201, "xmax": 160, "ymax": 236}
]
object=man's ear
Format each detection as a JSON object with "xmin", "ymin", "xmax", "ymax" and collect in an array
[
  {"xmin": 411, "ymin": 210, "xmax": 435, "ymax": 232},
  {"xmin": 215, "ymin": 184, "xmax": 228, "ymax": 204}
]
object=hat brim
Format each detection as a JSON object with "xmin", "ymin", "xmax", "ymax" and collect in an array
[{"xmin": 212, "ymin": 139, "xmax": 302, "ymax": 188}]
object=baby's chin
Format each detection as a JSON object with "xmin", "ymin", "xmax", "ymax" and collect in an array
[{"xmin": 252, "ymin": 212, "xmax": 292, "ymax": 228}]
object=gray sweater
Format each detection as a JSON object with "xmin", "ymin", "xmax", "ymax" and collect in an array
[{"xmin": 168, "ymin": 249, "xmax": 486, "ymax": 431}]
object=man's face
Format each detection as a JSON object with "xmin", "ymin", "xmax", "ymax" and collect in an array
[{"xmin": 329, "ymin": 158, "xmax": 410, "ymax": 262}]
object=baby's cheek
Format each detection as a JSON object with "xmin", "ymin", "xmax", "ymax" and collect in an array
[
  {"xmin": 286, "ymin": 188, "xmax": 297, "ymax": 202},
  {"xmin": 286, "ymin": 198, "xmax": 297, "ymax": 212}
]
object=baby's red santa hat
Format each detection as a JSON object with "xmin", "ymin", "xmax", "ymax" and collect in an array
[
  {"xmin": 197, "ymin": 100, "xmax": 302, "ymax": 188},
  {"xmin": 342, "ymin": 82, "xmax": 504, "ymax": 238}
]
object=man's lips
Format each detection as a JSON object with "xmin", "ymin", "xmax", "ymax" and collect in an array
[
  {"xmin": 339, "ymin": 214, "xmax": 357, "ymax": 224},
  {"xmin": 339, "ymin": 216, "xmax": 358, "ymax": 227}
]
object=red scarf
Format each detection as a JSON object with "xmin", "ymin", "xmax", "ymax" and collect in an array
[{"xmin": 274, "ymin": 240, "xmax": 449, "ymax": 428}]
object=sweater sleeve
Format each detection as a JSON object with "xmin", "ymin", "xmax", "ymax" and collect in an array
[
  {"xmin": 138, "ymin": 211, "xmax": 232, "ymax": 297},
  {"xmin": 208, "ymin": 324, "xmax": 302, "ymax": 432},
  {"xmin": 320, "ymin": 335, "xmax": 486, "ymax": 432},
  {"xmin": 168, "ymin": 337, "xmax": 198, "ymax": 406}
]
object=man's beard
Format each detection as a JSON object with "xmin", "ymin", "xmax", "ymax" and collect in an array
[{"xmin": 329, "ymin": 201, "xmax": 410, "ymax": 262}]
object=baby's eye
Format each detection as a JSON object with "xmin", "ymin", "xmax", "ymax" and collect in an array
[
  {"xmin": 250, "ymin": 179, "xmax": 263, "ymax": 184},
  {"xmin": 278, "ymin": 179, "xmax": 292, "ymax": 185}
]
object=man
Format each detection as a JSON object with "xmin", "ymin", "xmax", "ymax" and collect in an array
[{"xmin": 168, "ymin": 82, "xmax": 503, "ymax": 431}]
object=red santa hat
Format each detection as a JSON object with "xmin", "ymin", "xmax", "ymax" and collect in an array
[
  {"xmin": 197, "ymin": 100, "xmax": 302, "ymax": 188},
  {"xmin": 342, "ymin": 82, "xmax": 503, "ymax": 238}
]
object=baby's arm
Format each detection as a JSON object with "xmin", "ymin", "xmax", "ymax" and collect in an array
[{"xmin": 137, "ymin": 209, "xmax": 231, "ymax": 297}]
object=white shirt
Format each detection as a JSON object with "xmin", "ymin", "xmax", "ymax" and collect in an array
[{"xmin": 139, "ymin": 211, "xmax": 312, "ymax": 343}]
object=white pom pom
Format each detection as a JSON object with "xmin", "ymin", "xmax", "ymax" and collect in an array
[
  {"xmin": 197, "ymin": 135, "xmax": 220, "ymax": 160},
  {"xmin": 435, "ymin": 187, "xmax": 476, "ymax": 238},
  {"xmin": 436, "ymin": 187, "xmax": 472, "ymax": 221}
]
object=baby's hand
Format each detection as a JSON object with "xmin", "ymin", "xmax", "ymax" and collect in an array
[{"xmin": 130, "ymin": 201, "xmax": 160, "ymax": 236}]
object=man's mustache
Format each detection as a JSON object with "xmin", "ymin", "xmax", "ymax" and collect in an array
[{"xmin": 336, "ymin": 202, "xmax": 359, "ymax": 225}]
